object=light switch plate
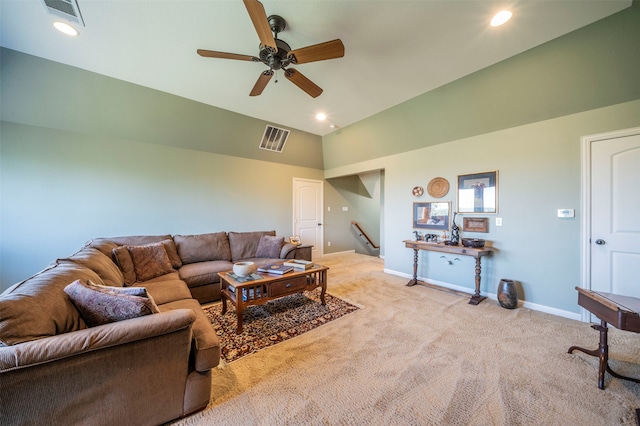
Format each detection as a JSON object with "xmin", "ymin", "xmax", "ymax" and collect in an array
[{"xmin": 558, "ymin": 209, "xmax": 575, "ymax": 218}]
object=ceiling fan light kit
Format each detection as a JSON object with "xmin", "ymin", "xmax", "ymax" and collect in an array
[{"xmin": 198, "ymin": 0, "xmax": 345, "ymax": 98}]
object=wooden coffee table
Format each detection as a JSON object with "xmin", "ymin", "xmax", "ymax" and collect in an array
[{"xmin": 219, "ymin": 264, "xmax": 329, "ymax": 333}]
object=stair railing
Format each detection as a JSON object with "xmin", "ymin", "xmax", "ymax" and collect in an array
[{"xmin": 350, "ymin": 221, "xmax": 380, "ymax": 250}]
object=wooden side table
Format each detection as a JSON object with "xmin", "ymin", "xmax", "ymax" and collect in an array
[
  {"xmin": 403, "ymin": 240, "xmax": 494, "ymax": 305},
  {"xmin": 294, "ymin": 244, "xmax": 313, "ymax": 261}
]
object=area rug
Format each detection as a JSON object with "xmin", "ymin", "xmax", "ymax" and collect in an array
[{"xmin": 204, "ymin": 288, "xmax": 361, "ymax": 363}]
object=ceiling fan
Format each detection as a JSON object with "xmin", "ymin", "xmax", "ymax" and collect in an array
[{"xmin": 197, "ymin": 0, "xmax": 345, "ymax": 98}]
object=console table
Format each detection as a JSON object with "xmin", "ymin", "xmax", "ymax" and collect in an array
[{"xmin": 403, "ymin": 240, "xmax": 494, "ymax": 305}]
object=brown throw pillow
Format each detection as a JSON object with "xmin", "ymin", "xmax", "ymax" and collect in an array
[
  {"xmin": 127, "ymin": 242, "xmax": 174, "ymax": 282},
  {"xmin": 64, "ymin": 280, "xmax": 159, "ymax": 327},
  {"xmin": 112, "ymin": 245, "xmax": 136, "ymax": 285},
  {"xmin": 255, "ymin": 235, "xmax": 284, "ymax": 258}
]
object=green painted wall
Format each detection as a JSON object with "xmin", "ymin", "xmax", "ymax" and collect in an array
[
  {"xmin": 0, "ymin": 121, "xmax": 323, "ymax": 289},
  {"xmin": 0, "ymin": 48, "xmax": 324, "ymax": 170},
  {"xmin": 0, "ymin": 47, "xmax": 325, "ymax": 290},
  {"xmin": 325, "ymin": 100, "xmax": 640, "ymax": 316}
]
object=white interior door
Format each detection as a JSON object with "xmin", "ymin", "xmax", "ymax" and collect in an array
[
  {"xmin": 584, "ymin": 128, "xmax": 640, "ymax": 303},
  {"xmin": 293, "ymin": 178, "xmax": 323, "ymax": 259}
]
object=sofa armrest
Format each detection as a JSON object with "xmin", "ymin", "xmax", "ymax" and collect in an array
[
  {"xmin": 0, "ymin": 309, "xmax": 196, "ymax": 371},
  {"xmin": 0, "ymin": 309, "xmax": 196, "ymax": 425},
  {"xmin": 280, "ymin": 242, "xmax": 297, "ymax": 259}
]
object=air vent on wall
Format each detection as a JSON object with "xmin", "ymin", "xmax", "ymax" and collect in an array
[
  {"xmin": 259, "ymin": 125, "xmax": 290, "ymax": 153},
  {"xmin": 41, "ymin": 0, "xmax": 85, "ymax": 26}
]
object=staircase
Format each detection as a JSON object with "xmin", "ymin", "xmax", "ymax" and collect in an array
[{"xmin": 351, "ymin": 221, "xmax": 380, "ymax": 255}]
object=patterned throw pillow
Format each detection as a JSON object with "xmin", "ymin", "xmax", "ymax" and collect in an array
[
  {"xmin": 127, "ymin": 242, "xmax": 174, "ymax": 282},
  {"xmin": 255, "ymin": 235, "xmax": 284, "ymax": 258},
  {"xmin": 64, "ymin": 280, "xmax": 159, "ymax": 327}
]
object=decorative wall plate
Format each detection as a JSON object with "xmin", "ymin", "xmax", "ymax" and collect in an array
[
  {"xmin": 427, "ymin": 177, "xmax": 449, "ymax": 198},
  {"xmin": 412, "ymin": 186, "xmax": 424, "ymax": 197}
]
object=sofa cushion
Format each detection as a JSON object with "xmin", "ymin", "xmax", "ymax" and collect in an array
[
  {"xmin": 174, "ymin": 232, "xmax": 231, "ymax": 264},
  {"xmin": 64, "ymin": 280, "xmax": 159, "ymax": 327},
  {"xmin": 143, "ymin": 278, "xmax": 193, "ymax": 305},
  {"xmin": 255, "ymin": 235, "xmax": 285, "ymax": 258},
  {"xmin": 178, "ymin": 260, "xmax": 232, "ymax": 288},
  {"xmin": 66, "ymin": 247, "xmax": 124, "ymax": 287},
  {"xmin": 228, "ymin": 231, "xmax": 276, "ymax": 262},
  {"xmin": 158, "ymin": 298, "xmax": 220, "ymax": 371},
  {"xmin": 128, "ymin": 242, "xmax": 175, "ymax": 282},
  {"xmin": 0, "ymin": 261, "xmax": 105, "ymax": 345}
]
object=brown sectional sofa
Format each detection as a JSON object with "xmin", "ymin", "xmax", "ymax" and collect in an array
[{"xmin": 0, "ymin": 230, "xmax": 296, "ymax": 426}]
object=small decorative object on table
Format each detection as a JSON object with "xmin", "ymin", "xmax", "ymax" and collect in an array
[
  {"xmin": 289, "ymin": 235, "xmax": 301, "ymax": 245},
  {"xmin": 497, "ymin": 279, "xmax": 518, "ymax": 309},
  {"xmin": 233, "ymin": 261, "xmax": 257, "ymax": 277},
  {"xmin": 461, "ymin": 238, "xmax": 485, "ymax": 248},
  {"xmin": 413, "ymin": 230, "xmax": 423, "ymax": 241},
  {"xmin": 449, "ymin": 212, "xmax": 460, "ymax": 245}
]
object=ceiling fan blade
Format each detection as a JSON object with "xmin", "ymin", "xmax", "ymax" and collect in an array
[
  {"xmin": 243, "ymin": 0, "xmax": 277, "ymax": 51},
  {"xmin": 284, "ymin": 69, "xmax": 323, "ymax": 98},
  {"xmin": 288, "ymin": 39, "xmax": 345, "ymax": 64},
  {"xmin": 250, "ymin": 70, "xmax": 274, "ymax": 96},
  {"xmin": 197, "ymin": 49, "xmax": 258, "ymax": 62}
]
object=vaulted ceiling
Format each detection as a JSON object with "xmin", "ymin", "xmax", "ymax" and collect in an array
[{"xmin": 0, "ymin": 1, "xmax": 631, "ymax": 135}]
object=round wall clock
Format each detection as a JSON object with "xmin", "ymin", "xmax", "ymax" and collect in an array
[
  {"xmin": 427, "ymin": 177, "xmax": 449, "ymax": 198},
  {"xmin": 412, "ymin": 186, "xmax": 424, "ymax": 197}
]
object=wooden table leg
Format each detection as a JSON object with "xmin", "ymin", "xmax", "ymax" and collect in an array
[
  {"xmin": 406, "ymin": 248, "xmax": 419, "ymax": 286},
  {"xmin": 221, "ymin": 280, "xmax": 228, "ymax": 315},
  {"xmin": 468, "ymin": 257, "xmax": 486, "ymax": 305},
  {"xmin": 320, "ymin": 270, "xmax": 327, "ymax": 305},
  {"xmin": 568, "ymin": 320, "xmax": 640, "ymax": 389}
]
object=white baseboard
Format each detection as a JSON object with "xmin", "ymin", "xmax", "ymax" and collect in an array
[
  {"xmin": 320, "ymin": 249, "xmax": 356, "ymax": 257},
  {"xmin": 384, "ymin": 269, "xmax": 581, "ymax": 321}
]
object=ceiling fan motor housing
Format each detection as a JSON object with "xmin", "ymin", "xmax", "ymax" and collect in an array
[{"xmin": 259, "ymin": 38, "xmax": 291, "ymax": 70}]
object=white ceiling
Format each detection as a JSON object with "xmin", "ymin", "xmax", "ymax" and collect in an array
[{"xmin": 0, "ymin": 1, "xmax": 631, "ymax": 136}]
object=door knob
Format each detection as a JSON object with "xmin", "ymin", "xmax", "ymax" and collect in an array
[
  {"xmin": 317, "ymin": 223, "xmax": 322, "ymax": 226},
  {"xmin": 595, "ymin": 239, "xmax": 606, "ymax": 245}
]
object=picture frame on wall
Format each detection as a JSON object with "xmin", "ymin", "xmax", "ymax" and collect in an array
[
  {"xmin": 457, "ymin": 170, "xmax": 498, "ymax": 214},
  {"xmin": 463, "ymin": 217, "xmax": 488, "ymax": 233},
  {"xmin": 413, "ymin": 202, "xmax": 450, "ymax": 230}
]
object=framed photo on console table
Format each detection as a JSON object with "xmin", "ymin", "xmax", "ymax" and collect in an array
[
  {"xmin": 457, "ymin": 170, "xmax": 498, "ymax": 214},
  {"xmin": 413, "ymin": 202, "xmax": 450, "ymax": 230}
]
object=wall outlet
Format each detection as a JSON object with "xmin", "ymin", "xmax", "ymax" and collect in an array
[
  {"xmin": 327, "ymin": 206, "xmax": 331, "ymax": 212},
  {"xmin": 496, "ymin": 217, "xmax": 502, "ymax": 226},
  {"xmin": 342, "ymin": 206, "xmax": 349, "ymax": 212},
  {"xmin": 327, "ymin": 241, "xmax": 331, "ymax": 247}
]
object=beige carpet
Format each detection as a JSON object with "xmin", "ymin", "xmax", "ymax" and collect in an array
[{"xmin": 170, "ymin": 252, "xmax": 640, "ymax": 425}]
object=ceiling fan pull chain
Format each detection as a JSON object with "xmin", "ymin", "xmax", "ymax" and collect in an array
[{"xmin": 274, "ymin": 69, "xmax": 278, "ymax": 84}]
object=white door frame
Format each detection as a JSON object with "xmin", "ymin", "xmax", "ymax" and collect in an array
[{"xmin": 580, "ymin": 126, "xmax": 640, "ymax": 322}]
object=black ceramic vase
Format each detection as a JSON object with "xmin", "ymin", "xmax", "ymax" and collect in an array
[{"xmin": 497, "ymin": 279, "xmax": 518, "ymax": 309}]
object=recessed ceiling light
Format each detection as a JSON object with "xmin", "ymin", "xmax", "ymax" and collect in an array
[
  {"xmin": 53, "ymin": 21, "xmax": 79, "ymax": 36},
  {"xmin": 490, "ymin": 11, "xmax": 512, "ymax": 27},
  {"xmin": 316, "ymin": 113, "xmax": 327, "ymax": 121}
]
